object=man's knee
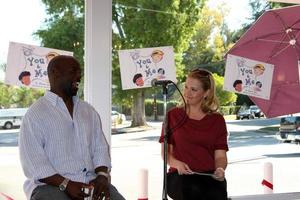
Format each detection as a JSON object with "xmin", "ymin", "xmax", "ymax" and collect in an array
[
  {"xmin": 31, "ymin": 185, "xmax": 71, "ymax": 200},
  {"xmin": 109, "ymin": 184, "xmax": 126, "ymax": 200}
]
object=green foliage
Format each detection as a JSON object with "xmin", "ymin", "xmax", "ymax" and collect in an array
[
  {"xmin": 0, "ymin": 82, "xmax": 44, "ymax": 108},
  {"xmin": 144, "ymin": 99, "xmax": 178, "ymax": 116},
  {"xmin": 236, "ymin": 94, "xmax": 254, "ymax": 106},
  {"xmin": 112, "ymin": 0, "xmax": 206, "ymax": 88},
  {"xmin": 0, "ymin": 82, "xmax": 14, "ymax": 108},
  {"xmin": 34, "ymin": 13, "xmax": 84, "ymax": 66},
  {"xmin": 34, "ymin": 1, "xmax": 85, "ymax": 98},
  {"xmin": 182, "ymin": 4, "xmax": 236, "ymax": 77},
  {"xmin": 34, "ymin": 0, "xmax": 239, "ymax": 125},
  {"xmin": 219, "ymin": 105, "xmax": 240, "ymax": 115},
  {"xmin": 41, "ymin": 0, "xmax": 84, "ymax": 15},
  {"xmin": 213, "ymin": 73, "xmax": 237, "ymax": 106},
  {"xmin": 112, "ymin": 0, "xmax": 207, "ymax": 125}
]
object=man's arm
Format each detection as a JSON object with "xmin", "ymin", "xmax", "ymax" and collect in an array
[
  {"xmin": 19, "ymin": 115, "xmax": 89, "ymax": 199},
  {"xmin": 19, "ymin": 116, "xmax": 57, "ymax": 181},
  {"xmin": 90, "ymin": 111, "xmax": 111, "ymax": 200},
  {"xmin": 39, "ymin": 174, "xmax": 64, "ymax": 186},
  {"xmin": 92, "ymin": 112, "xmax": 111, "ymax": 169}
]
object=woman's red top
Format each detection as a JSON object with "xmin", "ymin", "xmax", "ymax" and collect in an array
[{"xmin": 159, "ymin": 107, "xmax": 228, "ymax": 172}]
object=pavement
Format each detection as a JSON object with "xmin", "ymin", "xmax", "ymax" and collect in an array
[
  {"xmin": 110, "ymin": 121, "xmax": 300, "ymax": 199},
  {"xmin": 1, "ymin": 120, "xmax": 300, "ymax": 200}
]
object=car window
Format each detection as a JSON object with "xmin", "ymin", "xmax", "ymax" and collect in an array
[
  {"xmin": 112, "ymin": 111, "xmax": 118, "ymax": 115},
  {"xmin": 250, "ymin": 105, "xmax": 259, "ymax": 110},
  {"xmin": 281, "ymin": 117, "xmax": 296, "ymax": 125}
]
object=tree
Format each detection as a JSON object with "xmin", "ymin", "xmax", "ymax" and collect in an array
[
  {"xmin": 213, "ymin": 73, "xmax": 237, "ymax": 106},
  {"xmin": 183, "ymin": 3, "xmax": 236, "ymax": 76},
  {"xmin": 181, "ymin": 4, "xmax": 238, "ymax": 106},
  {"xmin": 113, "ymin": 0, "xmax": 207, "ymax": 126},
  {"xmin": 35, "ymin": 0, "xmax": 218, "ymax": 127},
  {"xmin": 0, "ymin": 82, "xmax": 14, "ymax": 108},
  {"xmin": 182, "ymin": 5, "xmax": 220, "ymax": 72},
  {"xmin": 34, "ymin": 0, "xmax": 84, "ymax": 97},
  {"xmin": 0, "ymin": 81, "xmax": 44, "ymax": 108}
]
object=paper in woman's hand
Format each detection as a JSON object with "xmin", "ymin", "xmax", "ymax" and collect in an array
[{"xmin": 191, "ymin": 171, "xmax": 215, "ymax": 177}]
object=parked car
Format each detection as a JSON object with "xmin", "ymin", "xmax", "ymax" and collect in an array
[
  {"xmin": 276, "ymin": 116, "xmax": 300, "ymax": 143},
  {"xmin": 236, "ymin": 108, "xmax": 254, "ymax": 120},
  {"xmin": 0, "ymin": 108, "xmax": 28, "ymax": 129},
  {"xmin": 236, "ymin": 105, "xmax": 264, "ymax": 120},
  {"xmin": 111, "ymin": 111, "xmax": 126, "ymax": 125},
  {"xmin": 249, "ymin": 105, "xmax": 264, "ymax": 118}
]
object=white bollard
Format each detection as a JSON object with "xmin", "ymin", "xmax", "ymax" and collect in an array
[
  {"xmin": 137, "ymin": 168, "xmax": 148, "ymax": 200},
  {"xmin": 262, "ymin": 162, "xmax": 273, "ymax": 194}
]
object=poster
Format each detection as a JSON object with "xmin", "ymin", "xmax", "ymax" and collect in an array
[
  {"xmin": 5, "ymin": 41, "xmax": 73, "ymax": 89},
  {"xmin": 118, "ymin": 46, "xmax": 177, "ymax": 90},
  {"xmin": 224, "ymin": 54, "xmax": 274, "ymax": 100}
]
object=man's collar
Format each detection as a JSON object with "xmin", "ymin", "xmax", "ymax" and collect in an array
[{"xmin": 45, "ymin": 91, "xmax": 78, "ymax": 106}]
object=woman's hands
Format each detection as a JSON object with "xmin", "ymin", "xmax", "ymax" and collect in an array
[
  {"xmin": 213, "ymin": 167, "xmax": 225, "ymax": 181},
  {"xmin": 163, "ymin": 144, "xmax": 193, "ymax": 175},
  {"xmin": 172, "ymin": 159, "xmax": 193, "ymax": 175}
]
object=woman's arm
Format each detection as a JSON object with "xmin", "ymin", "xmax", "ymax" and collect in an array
[
  {"xmin": 160, "ymin": 143, "xmax": 192, "ymax": 174},
  {"xmin": 214, "ymin": 149, "xmax": 228, "ymax": 181},
  {"xmin": 215, "ymin": 149, "xmax": 227, "ymax": 170}
]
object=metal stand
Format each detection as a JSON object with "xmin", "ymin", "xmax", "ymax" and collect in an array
[{"xmin": 161, "ymin": 83, "xmax": 169, "ymax": 200}]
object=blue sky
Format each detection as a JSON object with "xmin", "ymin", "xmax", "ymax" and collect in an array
[{"xmin": 0, "ymin": 0, "xmax": 253, "ymax": 80}]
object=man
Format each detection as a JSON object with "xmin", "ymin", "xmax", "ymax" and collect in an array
[{"xmin": 19, "ymin": 55, "xmax": 125, "ymax": 200}]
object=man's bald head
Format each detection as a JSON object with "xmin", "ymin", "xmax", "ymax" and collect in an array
[
  {"xmin": 47, "ymin": 55, "xmax": 81, "ymax": 97},
  {"xmin": 47, "ymin": 55, "xmax": 80, "ymax": 78}
]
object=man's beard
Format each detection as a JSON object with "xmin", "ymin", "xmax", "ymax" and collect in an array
[{"xmin": 63, "ymin": 82, "xmax": 77, "ymax": 97}]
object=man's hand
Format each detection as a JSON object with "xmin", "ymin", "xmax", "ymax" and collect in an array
[
  {"xmin": 90, "ymin": 175, "xmax": 110, "ymax": 200},
  {"xmin": 65, "ymin": 180, "xmax": 90, "ymax": 200}
]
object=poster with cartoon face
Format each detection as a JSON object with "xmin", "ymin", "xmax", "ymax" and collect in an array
[
  {"xmin": 223, "ymin": 54, "xmax": 274, "ymax": 100},
  {"xmin": 5, "ymin": 41, "xmax": 73, "ymax": 89},
  {"xmin": 118, "ymin": 46, "xmax": 177, "ymax": 90}
]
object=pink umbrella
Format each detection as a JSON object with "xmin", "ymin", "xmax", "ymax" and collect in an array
[{"xmin": 226, "ymin": 5, "xmax": 300, "ymax": 118}]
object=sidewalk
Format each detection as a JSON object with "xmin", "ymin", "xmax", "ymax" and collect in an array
[
  {"xmin": 110, "ymin": 121, "xmax": 300, "ymax": 199},
  {"xmin": 0, "ymin": 122, "xmax": 161, "ymax": 200},
  {"xmin": 112, "ymin": 121, "xmax": 158, "ymax": 134}
]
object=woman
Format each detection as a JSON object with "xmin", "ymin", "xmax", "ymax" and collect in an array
[{"xmin": 159, "ymin": 68, "xmax": 228, "ymax": 200}]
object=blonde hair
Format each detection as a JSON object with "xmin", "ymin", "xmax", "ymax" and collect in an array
[
  {"xmin": 254, "ymin": 63, "xmax": 265, "ymax": 71},
  {"xmin": 151, "ymin": 50, "xmax": 164, "ymax": 56},
  {"xmin": 187, "ymin": 69, "xmax": 219, "ymax": 113}
]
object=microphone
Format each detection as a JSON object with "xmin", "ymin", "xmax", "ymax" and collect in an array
[{"xmin": 151, "ymin": 79, "xmax": 173, "ymax": 86}]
